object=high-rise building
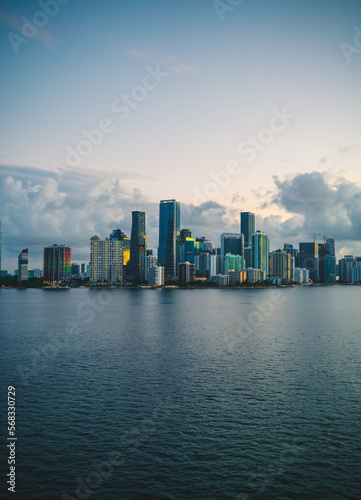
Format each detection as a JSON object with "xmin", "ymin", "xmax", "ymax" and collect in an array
[
  {"xmin": 178, "ymin": 262, "xmax": 195, "ymax": 283},
  {"xmin": 220, "ymin": 233, "xmax": 244, "ymax": 273},
  {"xmin": 252, "ymin": 231, "xmax": 270, "ymax": 277},
  {"xmin": 240, "ymin": 212, "xmax": 255, "ymax": 248},
  {"xmin": 158, "ymin": 199, "xmax": 180, "ymax": 278},
  {"xmin": 269, "ymin": 249, "xmax": 292, "ymax": 282},
  {"xmin": 44, "ymin": 244, "xmax": 72, "ymax": 283},
  {"xmin": 148, "ymin": 266, "xmax": 164, "ymax": 287},
  {"xmin": 319, "ymin": 238, "xmax": 336, "ymax": 282},
  {"xmin": 180, "ymin": 237, "xmax": 195, "ymax": 264},
  {"xmin": 299, "ymin": 242, "xmax": 319, "ymax": 282},
  {"xmin": 145, "ymin": 254, "xmax": 157, "ymax": 281},
  {"xmin": 129, "ymin": 211, "xmax": 146, "ymax": 283},
  {"xmin": 180, "ymin": 229, "xmax": 191, "ymax": 245},
  {"xmin": 18, "ymin": 248, "xmax": 28, "ymax": 282},
  {"xmin": 90, "ymin": 236, "xmax": 123, "ymax": 283},
  {"xmin": 110, "ymin": 229, "xmax": 130, "ymax": 267},
  {"xmin": 293, "ymin": 268, "xmax": 310, "ymax": 283},
  {"xmin": 338, "ymin": 256, "xmax": 361, "ymax": 283},
  {"xmin": 284, "ymin": 243, "xmax": 300, "ymax": 268},
  {"xmin": 224, "ymin": 253, "xmax": 244, "ymax": 274}
]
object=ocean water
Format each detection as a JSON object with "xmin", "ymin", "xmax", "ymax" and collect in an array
[{"xmin": 1, "ymin": 286, "xmax": 361, "ymax": 499}]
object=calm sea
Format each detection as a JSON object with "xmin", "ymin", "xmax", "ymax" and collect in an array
[{"xmin": 1, "ymin": 287, "xmax": 361, "ymax": 499}]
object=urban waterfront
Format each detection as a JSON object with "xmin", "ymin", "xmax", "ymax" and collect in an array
[{"xmin": 1, "ymin": 286, "xmax": 361, "ymax": 499}]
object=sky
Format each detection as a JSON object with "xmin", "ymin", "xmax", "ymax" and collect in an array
[{"xmin": 1, "ymin": 0, "xmax": 361, "ymax": 270}]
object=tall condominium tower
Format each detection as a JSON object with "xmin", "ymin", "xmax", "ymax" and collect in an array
[
  {"xmin": 299, "ymin": 242, "xmax": 319, "ymax": 282},
  {"xmin": 252, "ymin": 231, "xmax": 270, "ymax": 277},
  {"xmin": 43, "ymin": 244, "xmax": 72, "ymax": 282},
  {"xmin": 240, "ymin": 212, "xmax": 255, "ymax": 248},
  {"xmin": 109, "ymin": 229, "xmax": 130, "ymax": 267},
  {"xmin": 90, "ymin": 236, "xmax": 123, "ymax": 283},
  {"xmin": 319, "ymin": 238, "xmax": 336, "ymax": 282},
  {"xmin": 18, "ymin": 248, "xmax": 28, "ymax": 282},
  {"xmin": 128, "ymin": 211, "xmax": 146, "ymax": 283},
  {"xmin": 220, "ymin": 233, "xmax": 244, "ymax": 273},
  {"xmin": 158, "ymin": 199, "xmax": 180, "ymax": 278}
]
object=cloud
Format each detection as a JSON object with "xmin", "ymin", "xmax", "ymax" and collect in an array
[
  {"xmin": 0, "ymin": 10, "xmax": 55, "ymax": 48},
  {"xmin": 270, "ymin": 171, "xmax": 361, "ymax": 245}
]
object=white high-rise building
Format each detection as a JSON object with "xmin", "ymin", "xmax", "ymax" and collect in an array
[
  {"xmin": 148, "ymin": 266, "xmax": 164, "ymax": 286},
  {"xmin": 90, "ymin": 236, "xmax": 123, "ymax": 283},
  {"xmin": 145, "ymin": 254, "xmax": 157, "ymax": 281},
  {"xmin": 18, "ymin": 248, "xmax": 28, "ymax": 282},
  {"xmin": 293, "ymin": 268, "xmax": 310, "ymax": 283}
]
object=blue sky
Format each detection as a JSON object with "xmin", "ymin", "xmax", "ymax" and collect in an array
[{"xmin": 1, "ymin": 0, "xmax": 361, "ymax": 269}]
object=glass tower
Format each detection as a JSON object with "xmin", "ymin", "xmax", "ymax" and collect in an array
[
  {"xmin": 158, "ymin": 200, "xmax": 180, "ymax": 278},
  {"xmin": 252, "ymin": 231, "xmax": 270, "ymax": 277},
  {"xmin": 240, "ymin": 212, "xmax": 255, "ymax": 248},
  {"xmin": 129, "ymin": 211, "xmax": 146, "ymax": 283}
]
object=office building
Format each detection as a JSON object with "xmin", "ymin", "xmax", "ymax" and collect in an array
[
  {"xmin": 129, "ymin": 211, "xmax": 146, "ymax": 283},
  {"xmin": 148, "ymin": 266, "xmax": 164, "ymax": 287},
  {"xmin": 240, "ymin": 212, "xmax": 255, "ymax": 248},
  {"xmin": 180, "ymin": 237, "xmax": 195, "ymax": 264},
  {"xmin": 252, "ymin": 231, "xmax": 270, "ymax": 277},
  {"xmin": 90, "ymin": 236, "xmax": 123, "ymax": 284},
  {"xmin": 178, "ymin": 261, "xmax": 195, "ymax": 283},
  {"xmin": 299, "ymin": 242, "xmax": 319, "ymax": 282},
  {"xmin": 228, "ymin": 270, "xmax": 247, "ymax": 286},
  {"xmin": 221, "ymin": 233, "xmax": 244, "ymax": 273},
  {"xmin": 319, "ymin": 238, "xmax": 336, "ymax": 282},
  {"xmin": 18, "ymin": 248, "xmax": 28, "ymax": 282},
  {"xmin": 158, "ymin": 199, "xmax": 180, "ymax": 278},
  {"xmin": 284, "ymin": 244, "xmax": 299, "ymax": 268},
  {"xmin": 44, "ymin": 244, "xmax": 72, "ymax": 282},
  {"xmin": 269, "ymin": 249, "xmax": 293, "ymax": 282}
]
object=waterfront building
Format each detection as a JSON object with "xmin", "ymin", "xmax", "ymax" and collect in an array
[
  {"xmin": 44, "ymin": 244, "xmax": 72, "ymax": 283},
  {"xmin": 180, "ymin": 237, "xmax": 195, "ymax": 264},
  {"xmin": 240, "ymin": 212, "xmax": 255, "ymax": 248},
  {"xmin": 128, "ymin": 211, "xmax": 146, "ymax": 283},
  {"xmin": 18, "ymin": 248, "xmax": 28, "ymax": 282},
  {"xmin": 158, "ymin": 199, "xmax": 180, "ymax": 278},
  {"xmin": 319, "ymin": 238, "xmax": 336, "ymax": 282},
  {"xmin": 284, "ymin": 244, "xmax": 299, "ymax": 268},
  {"xmin": 211, "ymin": 274, "xmax": 229, "ymax": 287},
  {"xmin": 293, "ymin": 268, "xmax": 310, "ymax": 284},
  {"xmin": 338, "ymin": 256, "xmax": 361, "ymax": 283},
  {"xmin": 228, "ymin": 270, "xmax": 247, "ymax": 286},
  {"xmin": 252, "ymin": 231, "xmax": 270, "ymax": 277},
  {"xmin": 246, "ymin": 268, "xmax": 266, "ymax": 283},
  {"xmin": 178, "ymin": 261, "xmax": 195, "ymax": 283},
  {"xmin": 299, "ymin": 242, "xmax": 319, "ymax": 282},
  {"xmin": 224, "ymin": 253, "xmax": 244, "ymax": 274},
  {"xmin": 145, "ymin": 254, "xmax": 157, "ymax": 281},
  {"xmin": 269, "ymin": 249, "xmax": 293, "ymax": 282},
  {"xmin": 89, "ymin": 236, "xmax": 123, "ymax": 284},
  {"xmin": 221, "ymin": 233, "xmax": 244, "ymax": 273},
  {"xmin": 110, "ymin": 229, "xmax": 130, "ymax": 267},
  {"xmin": 28, "ymin": 269, "xmax": 42, "ymax": 279},
  {"xmin": 148, "ymin": 266, "xmax": 164, "ymax": 287},
  {"xmin": 243, "ymin": 246, "xmax": 252, "ymax": 268}
]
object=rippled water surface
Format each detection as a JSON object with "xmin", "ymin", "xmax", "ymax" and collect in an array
[{"xmin": 1, "ymin": 287, "xmax": 361, "ymax": 499}]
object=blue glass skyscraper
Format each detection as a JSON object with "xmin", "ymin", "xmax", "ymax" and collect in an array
[{"xmin": 158, "ymin": 200, "xmax": 180, "ymax": 278}]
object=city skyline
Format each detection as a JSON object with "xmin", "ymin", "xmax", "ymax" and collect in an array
[{"xmin": 1, "ymin": 1, "xmax": 361, "ymax": 269}]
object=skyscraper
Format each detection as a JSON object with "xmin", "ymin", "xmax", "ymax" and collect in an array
[
  {"xmin": 18, "ymin": 248, "xmax": 28, "ymax": 282},
  {"xmin": 158, "ymin": 199, "xmax": 180, "ymax": 278},
  {"xmin": 44, "ymin": 244, "xmax": 72, "ymax": 283},
  {"xmin": 319, "ymin": 238, "xmax": 336, "ymax": 282},
  {"xmin": 220, "ymin": 233, "xmax": 244, "ymax": 273},
  {"xmin": 110, "ymin": 229, "xmax": 130, "ymax": 266},
  {"xmin": 252, "ymin": 231, "xmax": 270, "ymax": 277},
  {"xmin": 269, "ymin": 249, "xmax": 292, "ymax": 282},
  {"xmin": 240, "ymin": 212, "xmax": 255, "ymax": 248},
  {"xmin": 129, "ymin": 211, "xmax": 146, "ymax": 283},
  {"xmin": 299, "ymin": 242, "xmax": 319, "ymax": 282},
  {"xmin": 90, "ymin": 236, "xmax": 123, "ymax": 283},
  {"xmin": 180, "ymin": 229, "xmax": 191, "ymax": 245}
]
